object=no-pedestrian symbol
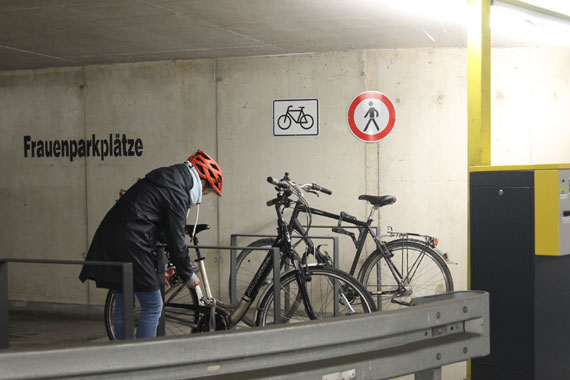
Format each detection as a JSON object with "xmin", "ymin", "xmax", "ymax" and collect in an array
[{"xmin": 347, "ymin": 91, "xmax": 396, "ymax": 142}]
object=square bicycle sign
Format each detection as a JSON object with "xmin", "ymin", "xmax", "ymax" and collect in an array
[{"xmin": 273, "ymin": 99, "xmax": 319, "ymax": 136}]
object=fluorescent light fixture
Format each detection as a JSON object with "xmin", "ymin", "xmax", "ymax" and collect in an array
[
  {"xmin": 492, "ymin": 0, "xmax": 570, "ymax": 46},
  {"xmin": 386, "ymin": 0, "xmax": 468, "ymax": 22}
]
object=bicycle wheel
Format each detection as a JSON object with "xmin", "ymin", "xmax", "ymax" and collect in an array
[
  {"xmin": 277, "ymin": 114, "xmax": 292, "ymax": 130},
  {"xmin": 255, "ymin": 266, "xmax": 376, "ymax": 326},
  {"xmin": 299, "ymin": 114, "xmax": 314, "ymax": 129},
  {"xmin": 230, "ymin": 238, "xmax": 279, "ymax": 327},
  {"xmin": 104, "ymin": 281, "xmax": 199, "ymax": 340},
  {"xmin": 357, "ymin": 239, "xmax": 453, "ymax": 311}
]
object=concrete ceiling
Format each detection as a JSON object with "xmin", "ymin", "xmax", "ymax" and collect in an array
[{"xmin": 0, "ymin": 0, "xmax": 560, "ymax": 71}]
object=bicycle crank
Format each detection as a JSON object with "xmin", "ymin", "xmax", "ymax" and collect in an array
[{"xmin": 196, "ymin": 308, "xmax": 231, "ymax": 332}]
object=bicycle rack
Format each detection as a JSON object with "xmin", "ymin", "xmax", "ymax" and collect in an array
[
  {"xmin": 229, "ymin": 234, "xmax": 340, "ymax": 305},
  {"xmin": 0, "ymin": 258, "xmax": 134, "ymax": 349}
]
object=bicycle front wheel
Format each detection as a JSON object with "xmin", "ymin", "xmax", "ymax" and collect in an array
[
  {"xmin": 230, "ymin": 238, "xmax": 276, "ymax": 327},
  {"xmin": 255, "ymin": 266, "xmax": 376, "ymax": 326},
  {"xmin": 358, "ymin": 239, "xmax": 453, "ymax": 311},
  {"xmin": 104, "ymin": 282, "xmax": 199, "ymax": 340}
]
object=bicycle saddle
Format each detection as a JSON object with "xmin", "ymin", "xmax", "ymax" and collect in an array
[
  {"xmin": 185, "ymin": 224, "xmax": 210, "ymax": 235},
  {"xmin": 358, "ymin": 195, "xmax": 396, "ymax": 207}
]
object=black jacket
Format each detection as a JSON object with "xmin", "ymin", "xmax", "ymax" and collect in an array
[{"xmin": 79, "ymin": 163, "xmax": 196, "ymax": 291}]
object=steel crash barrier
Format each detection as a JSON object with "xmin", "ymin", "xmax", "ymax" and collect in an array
[{"xmin": 0, "ymin": 291, "xmax": 489, "ymax": 380}]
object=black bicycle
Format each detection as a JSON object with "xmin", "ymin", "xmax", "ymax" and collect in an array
[
  {"xmin": 232, "ymin": 173, "xmax": 454, "ymax": 326},
  {"xmin": 104, "ymin": 190, "xmax": 375, "ymax": 338}
]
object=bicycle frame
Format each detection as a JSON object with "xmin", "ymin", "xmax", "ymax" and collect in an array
[
  {"xmin": 286, "ymin": 200, "xmax": 423, "ymax": 295},
  {"xmin": 286, "ymin": 105, "xmax": 306, "ymax": 123}
]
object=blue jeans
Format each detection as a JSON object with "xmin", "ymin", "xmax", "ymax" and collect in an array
[{"xmin": 113, "ymin": 290, "xmax": 163, "ymax": 339}]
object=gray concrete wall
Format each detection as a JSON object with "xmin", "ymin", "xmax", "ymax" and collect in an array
[
  {"xmin": 491, "ymin": 47, "xmax": 570, "ymax": 165},
  {"xmin": 0, "ymin": 60, "xmax": 218, "ymax": 304}
]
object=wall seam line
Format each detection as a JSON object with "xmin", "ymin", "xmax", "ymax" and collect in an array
[{"xmin": 82, "ymin": 66, "xmax": 90, "ymax": 305}]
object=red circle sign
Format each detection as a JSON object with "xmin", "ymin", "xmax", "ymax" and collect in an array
[{"xmin": 347, "ymin": 91, "xmax": 396, "ymax": 142}]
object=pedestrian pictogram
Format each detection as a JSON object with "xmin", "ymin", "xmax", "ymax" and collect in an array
[
  {"xmin": 347, "ymin": 91, "xmax": 396, "ymax": 142},
  {"xmin": 273, "ymin": 99, "xmax": 318, "ymax": 136}
]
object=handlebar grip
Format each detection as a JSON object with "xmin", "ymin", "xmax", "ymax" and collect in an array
[
  {"xmin": 312, "ymin": 184, "xmax": 332, "ymax": 195},
  {"xmin": 267, "ymin": 176, "xmax": 280, "ymax": 186}
]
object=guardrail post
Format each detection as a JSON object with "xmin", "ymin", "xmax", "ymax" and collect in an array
[
  {"xmin": 121, "ymin": 263, "xmax": 134, "ymax": 339},
  {"xmin": 0, "ymin": 261, "xmax": 8, "ymax": 349}
]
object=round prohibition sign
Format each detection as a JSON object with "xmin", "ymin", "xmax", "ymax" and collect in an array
[{"xmin": 347, "ymin": 91, "xmax": 396, "ymax": 142}]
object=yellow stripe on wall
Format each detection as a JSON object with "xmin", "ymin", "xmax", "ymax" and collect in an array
[{"xmin": 467, "ymin": 0, "xmax": 491, "ymax": 167}]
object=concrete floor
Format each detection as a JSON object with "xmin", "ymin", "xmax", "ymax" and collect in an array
[{"xmin": 3, "ymin": 307, "xmax": 110, "ymax": 353}]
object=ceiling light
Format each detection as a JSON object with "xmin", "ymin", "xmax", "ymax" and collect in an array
[{"xmin": 491, "ymin": 0, "xmax": 570, "ymax": 46}]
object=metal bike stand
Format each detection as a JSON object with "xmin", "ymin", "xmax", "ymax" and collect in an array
[
  {"xmin": 229, "ymin": 234, "xmax": 340, "ymax": 313},
  {"xmin": 0, "ymin": 258, "xmax": 134, "ymax": 349}
]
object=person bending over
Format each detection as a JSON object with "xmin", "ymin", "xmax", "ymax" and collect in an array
[{"xmin": 79, "ymin": 149, "xmax": 222, "ymax": 339}]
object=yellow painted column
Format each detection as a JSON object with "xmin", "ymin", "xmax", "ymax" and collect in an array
[
  {"xmin": 467, "ymin": 2, "xmax": 490, "ymax": 378},
  {"xmin": 467, "ymin": 0, "xmax": 491, "ymax": 167}
]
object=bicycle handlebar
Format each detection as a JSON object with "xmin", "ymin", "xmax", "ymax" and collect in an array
[{"xmin": 266, "ymin": 175, "xmax": 333, "ymax": 196}]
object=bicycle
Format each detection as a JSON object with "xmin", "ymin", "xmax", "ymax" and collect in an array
[
  {"xmin": 232, "ymin": 173, "xmax": 454, "ymax": 326},
  {"xmin": 104, "ymin": 195, "xmax": 376, "ymax": 338},
  {"xmin": 277, "ymin": 105, "xmax": 314, "ymax": 130}
]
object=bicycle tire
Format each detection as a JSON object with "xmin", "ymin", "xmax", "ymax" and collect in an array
[
  {"xmin": 299, "ymin": 114, "xmax": 314, "ymax": 129},
  {"xmin": 357, "ymin": 239, "xmax": 453, "ymax": 311},
  {"xmin": 230, "ymin": 238, "xmax": 282, "ymax": 327},
  {"xmin": 255, "ymin": 266, "xmax": 376, "ymax": 326},
  {"xmin": 277, "ymin": 114, "xmax": 292, "ymax": 130},
  {"xmin": 104, "ymin": 281, "xmax": 199, "ymax": 340}
]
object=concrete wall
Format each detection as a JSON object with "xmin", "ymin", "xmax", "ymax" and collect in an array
[
  {"xmin": 491, "ymin": 47, "xmax": 570, "ymax": 165},
  {"xmin": 1, "ymin": 60, "xmax": 218, "ymax": 304}
]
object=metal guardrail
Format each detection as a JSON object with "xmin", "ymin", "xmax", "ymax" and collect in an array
[
  {"xmin": 0, "ymin": 291, "xmax": 490, "ymax": 380},
  {"xmin": 0, "ymin": 258, "xmax": 134, "ymax": 348}
]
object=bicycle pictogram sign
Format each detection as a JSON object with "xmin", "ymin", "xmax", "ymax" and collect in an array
[
  {"xmin": 273, "ymin": 99, "xmax": 318, "ymax": 136},
  {"xmin": 347, "ymin": 91, "xmax": 396, "ymax": 142},
  {"xmin": 277, "ymin": 105, "xmax": 314, "ymax": 130}
]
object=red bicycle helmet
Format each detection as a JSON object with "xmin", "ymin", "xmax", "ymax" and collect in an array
[{"xmin": 188, "ymin": 149, "xmax": 223, "ymax": 196}]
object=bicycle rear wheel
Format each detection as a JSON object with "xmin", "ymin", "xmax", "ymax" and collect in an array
[
  {"xmin": 255, "ymin": 266, "xmax": 376, "ymax": 326},
  {"xmin": 104, "ymin": 281, "xmax": 199, "ymax": 340},
  {"xmin": 357, "ymin": 239, "xmax": 453, "ymax": 311}
]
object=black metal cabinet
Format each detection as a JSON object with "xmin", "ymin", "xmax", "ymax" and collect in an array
[{"xmin": 470, "ymin": 170, "xmax": 570, "ymax": 380}]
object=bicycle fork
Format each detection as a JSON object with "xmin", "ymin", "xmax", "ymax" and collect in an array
[{"xmin": 293, "ymin": 263, "xmax": 318, "ymax": 320}]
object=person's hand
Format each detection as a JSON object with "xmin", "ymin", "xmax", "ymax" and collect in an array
[
  {"xmin": 164, "ymin": 266, "xmax": 177, "ymax": 286},
  {"xmin": 187, "ymin": 277, "xmax": 200, "ymax": 289}
]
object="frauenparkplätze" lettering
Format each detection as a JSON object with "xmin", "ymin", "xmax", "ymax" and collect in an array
[{"xmin": 23, "ymin": 134, "xmax": 144, "ymax": 161}]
